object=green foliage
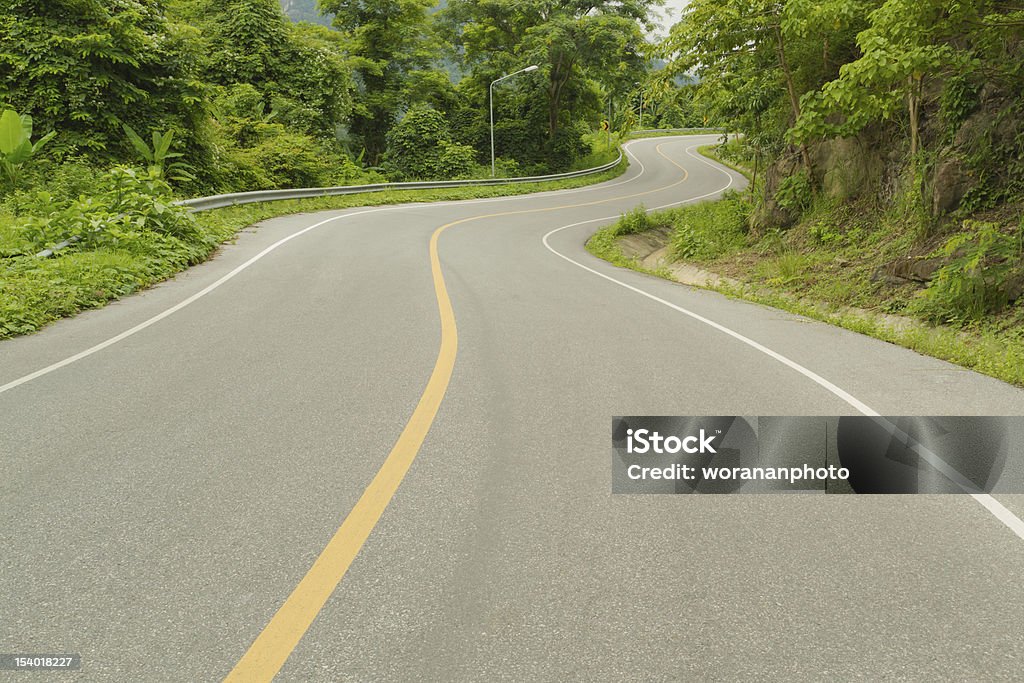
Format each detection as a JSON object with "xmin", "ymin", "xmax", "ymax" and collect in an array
[
  {"xmin": 548, "ymin": 121, "xmax": 593, "ymax": 172},
  {"xmin": 11, "ymin": 166, "xmax": 198, "ymax": 255},
  {"xmin": 775, "ymin": 170, "xmax": 814, "ymax": 214},
  {"xmin": 792, "ymin": 0, "xmax": 980, "ymax": 156},
  {"xmin": 669, "ymin": 196, "xmax": 750, "ymax": 261},
  {"xmin": 0, "ymin": 108, "xmax": 55, "ymax": 185},
  {"xmin": 618, "ymin": 206, "xmax": 652, "ymax": 235},
  {"xmin": 382, "ymin": 105, "xmax": 476, "ymax": 180},
  {"xmin": 444, "ymin": 0, "xmax": 654, "ymax": 166},
  {"xmin": 232, "ymin": 131, "xmax": 349, "ymax": 188},
  {"xmin": 122, "ymin": 125, "xmax": 196, "ymax": 183},
  {"xmin": 171, "ymin": 0, "xmax": 353, "ymax": 148},
  {"xmin": 0, "ymin": 0, "xmax": 207, "ymax": 162},
  {"xmin": 912, "ymin": 221, "xmax": 1024, "ymax": 323},
  {"xmin": 319, "ymin": 0, "xmax": 438, "ymax": 163},
  {"xmin": 939, "ymin": 73, "xmax": 980, "ymax": 138},
  {"xmin": 436, "ymin": 142, "xmax": 477, "ymax": 180}
]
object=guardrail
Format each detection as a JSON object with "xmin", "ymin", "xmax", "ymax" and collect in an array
[
  {"xmin": 175, "ymin": 151, "xmax": 624, "ymax": 213},
  {"xmin": 630, "ymin": 127, "xmax": 727, "ymax": 135},
  {"xmin": 35, "ymin": 127, "xmax": 725, "ymax": 258},
  {"xmin": 34, "ymin": 153, "xmax": 622, "ymax": 258}
]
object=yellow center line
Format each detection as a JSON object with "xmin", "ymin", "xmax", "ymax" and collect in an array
[{"xmin": 224, "ymin": 142, "xmax": 691, "ymax": 682}]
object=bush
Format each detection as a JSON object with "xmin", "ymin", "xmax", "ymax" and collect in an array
[
  {"xmin": 775, "ymin": 170, "xmax": 813, "ymax": 214},
  {"xmin": 546, "ymin": 120, "xmax": 591, "ymax": 172},
  {"xmin": 234, "ymin": 130, "xmax": 340, "ymax": 189},
  {"xmin": 911, "ymin": 220, "xmax": 1023, "ymax": 323},
  {"xmin": 436, "ymin": 142, "xmax": 477, "ymax": 180},
  {"xmin": 617, "ymin": 206, "xmax": 652, "ymax": 235},
  {"xmin": 9, "ymin": 165, "xmax": 198, "ymax": 255},
  {"xmin": 383, "ymin": 104, "xmax": 476, "ymax": 181}
]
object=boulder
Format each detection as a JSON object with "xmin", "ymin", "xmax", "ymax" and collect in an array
[
  {"xmin": 812, "ymin": 137, "xmax": 883, "ymax": 201},
  {"xmin": 890, "ymin": 257, "xmax": 945, "ymax": 282},
  {"xmin": 751, "ymin": 153, "xmax": 801, "ymax": 232},
  {"xmin": 931, "ymin": 153, "xmax": 972, "ymax": 216}
]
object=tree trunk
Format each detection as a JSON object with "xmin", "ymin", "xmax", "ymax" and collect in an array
[
  {"xmin": 907, "ymin": 75, "xmax": 921, "ymax": 157},
  {"xmin": 773, "ymin": 25, "xmax": 814, "ymax": 175}
]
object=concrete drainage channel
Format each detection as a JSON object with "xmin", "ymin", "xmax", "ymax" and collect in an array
[{"xmin": 33, "ymin": 151, "xmax": 626, "ymax": 258}]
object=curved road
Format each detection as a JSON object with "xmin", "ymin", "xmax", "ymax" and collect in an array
[{"xmin": 2, "ymin": 136, "xmax": 1023, "ymax": 681}]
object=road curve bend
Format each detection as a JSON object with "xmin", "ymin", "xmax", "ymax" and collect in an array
[{"xmin": 2, "ymin": 136, "xmax": 1023, "ymax": 682}]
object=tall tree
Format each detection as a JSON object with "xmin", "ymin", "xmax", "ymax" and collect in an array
[
  {"xmin": 444, "ymin": 0, "xmax": 657, "ymax": 142},
  {"xmin": 792, "ymin": 0, "xmax": 978, "ymax": 157},
  {"xmin": 664, "ymin": 0, "xmax": 875, "ymax": 173},
  {"xmin": 170, "ymin": 0, "xmax": 353, "ymax": 142},
  {"xmin": 319, "ymin": 0, "xmax": 438, "ymax": 163}
]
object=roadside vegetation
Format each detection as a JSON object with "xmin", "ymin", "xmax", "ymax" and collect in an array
[
  {"xmin": 0, "ymin": 154, "xmax": 629, "ymax": 339},
  {"xmin": 586, "ymin": 0, "xmax": 1024, "ymax": 386},
  {"xmin": 0, "ymin": 0, "xmax": 705, "ymax": 338}
]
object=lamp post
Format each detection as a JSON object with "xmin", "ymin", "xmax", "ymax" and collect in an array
[{"xmin": 490, "ymin": 64, "xmax": 538, "ymax": 177}]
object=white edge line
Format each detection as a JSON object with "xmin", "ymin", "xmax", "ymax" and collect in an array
[
  {"xmin": 0, "ymin": 136, "xmax": 704, "ymax": 397},
  {"xmin": 971, "ymin": 494, "xmax": 1024, "ymax": 539},
  {"xmin": 541, "ymin": 143, "xmax": 1024, "ymax": 543}
]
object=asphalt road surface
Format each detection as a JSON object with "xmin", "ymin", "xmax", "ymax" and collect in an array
[{"xmin": 2, "ymin": 136, "xmax": 1023, "ymax": 681}]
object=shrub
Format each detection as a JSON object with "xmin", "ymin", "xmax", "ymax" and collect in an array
[
  {"xmin": 775, "ymin": 170, "xmax": 813, "ymax": 214},
  {"xmin": 383, "ymin": 104, "xmax": 477, "ymax": 181},
  {"xmin": 546, "ymin": 120, "xmax": 591, "ymax": 172},
  {"xmin": 617, "ymin": 206, "xmax": 651, "ymax": 235},
  {"xmin": 236, "ymin": 131, "xmax": 340, "ymax": 188},
  {"xmin": 12, "ymin": 165, "xmax": 197, "ymax": 254},
  {"xmin": 0, "ymin": 108, "xmax": 56, "ymax": 186},
  {"xmin": 436, "ymin": 142, "xmax": 477, "ymax": 180},
  {"xmin": 911, "ymin": 220, "xmax": 1023, "ymax": 323}
]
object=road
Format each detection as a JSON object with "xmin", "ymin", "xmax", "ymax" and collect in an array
[{"xmin": 2, "ymin": 135, "xmax": 1023, "ymax": 681}]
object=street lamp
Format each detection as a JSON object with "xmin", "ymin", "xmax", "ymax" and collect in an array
[{"xmin": 490, "ymin": 64, "xmax": 539, "ymax": 177}]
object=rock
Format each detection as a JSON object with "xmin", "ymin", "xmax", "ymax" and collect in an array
[
  {"xmin": 812, "ymin": 136, "xmax": 883, "ymax": 201},
  {"xmin": 931, "ymin": 153, "xmax": 972, "ymax": 216},
  {"xmin": 751, "ymin": 152, "xmax": 801, "ymax": 232},
  {"xmin": 870, "ymin": 266, "xmax": 906, "ymax": 286},
  {"xmin": 1008, "ymin": 274, "xmax": 1024, "ymax": 303},
  {"xmin": 890, "ymin": 257, "xmax": 946, "ymax": 282}
]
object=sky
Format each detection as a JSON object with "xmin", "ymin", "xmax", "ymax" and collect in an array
[{"xmin": 651, "ymin": 0, "xmax": 689, "ymax": 38}]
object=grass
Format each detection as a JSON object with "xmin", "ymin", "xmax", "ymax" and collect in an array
[
  {"xmin": 584, "ymin": 142, "xmax": 1024, "ymax": 387},
  {"xmin": 698, "ymin": 142, "xmax": 754, "ymax": 181}
]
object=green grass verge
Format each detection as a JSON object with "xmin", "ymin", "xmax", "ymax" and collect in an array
[
  {"xmin": 583, "ymin": 145, "xmax": 1024, "ymax": 387},
  {"xmin": 0, "ymin": 157, "xmax": 628, "ymax": 340},
  {"xmin": 697, "ymin": 143, "xmax": 754, "ymax": 181}
]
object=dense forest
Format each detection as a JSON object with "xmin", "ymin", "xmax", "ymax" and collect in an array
[
  {"xmin": 0, "ymin": 0, "xmax": 690, "ymax": 198},
  {"xmin": 1, "ymin": 0, "xmax": 1022, "ymax": 358}
]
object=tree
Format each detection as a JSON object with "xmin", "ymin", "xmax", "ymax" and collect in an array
[
  {"xmin": 444, "ymin": 0, "xmax": 656, "ymax": 145},
  {"xmin": 170, "ymin": 0, "xmax": 353, "ymax": 143},
  {"xmin": 382, "ymin": 104, "xmax": 476, "ymax": 180},
  {"xmin": 792, "ymin": 0, "xmax": 974, "ymax": 158},
  {"xmin": 0, "ymin": 0, "xmax": 206, "ymax": 160},
  {"xmin": 664, "ymin": 0, "xmax": 876, "ymax": 174},
  {"xmin": 319, "ymin": 0, "xmax": 439, "ymax": 164}
]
